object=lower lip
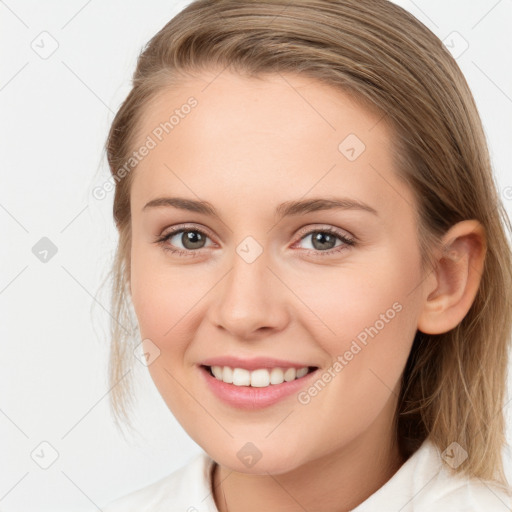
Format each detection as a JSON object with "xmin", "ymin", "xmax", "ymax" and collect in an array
[{"xmin": 199, "ymin": 366, "xmax": 318, "ymax": 410}]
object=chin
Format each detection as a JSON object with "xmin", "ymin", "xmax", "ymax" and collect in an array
[{"xmin": 206, "ymin": 441, "xmax": 308, "ymax": 475}]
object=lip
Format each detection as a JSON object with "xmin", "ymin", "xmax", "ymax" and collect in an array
[
  {"xmin": 200, "ymin": 356, "xmax": 315, "ymax": 371},
  {"xmin": 198, "ymin": 364, "xmax": 319, "ymax": 410}
]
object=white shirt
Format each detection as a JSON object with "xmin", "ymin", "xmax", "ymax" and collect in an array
[{"xmin": 102, "ymin": 438, "xmax": 512, "ymax": 511}]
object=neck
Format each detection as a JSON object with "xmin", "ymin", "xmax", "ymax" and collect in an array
[{"xmin": 212, "ymin": 414, "xmax": 406, "ymax": 512}]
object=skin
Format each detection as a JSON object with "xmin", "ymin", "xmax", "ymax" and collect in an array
[{"xmin": 127, "ymin": 69, "xmax": 486, "ymax": 511}]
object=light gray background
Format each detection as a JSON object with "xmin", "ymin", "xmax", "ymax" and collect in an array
[{"xmin": 1, "ymin": 1, "xmax": 511, "ymax": 510}]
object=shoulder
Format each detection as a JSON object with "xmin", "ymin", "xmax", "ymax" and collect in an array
[
  {"xmin": 426, "ymin": 478, "xmax": 512, "ymax": 510},
  {"xmin": 352, "ymin": 439, "xmax": 512, "ymax": 512},
  {"xmin": 419, "ymin": 441, "xmax": 512, "ymax": 511},
  {"xmin": 102, "ymin": 451, "xmax": 218, "ymax": 512}
]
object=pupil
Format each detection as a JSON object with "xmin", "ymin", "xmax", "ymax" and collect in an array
[
  {"xmin": 183, "ymin": 231, "xmax": 205, "ymax": 249},
  {"xmin": 313, "ymin": 232, "xmax": 335, "ymax": 250}
]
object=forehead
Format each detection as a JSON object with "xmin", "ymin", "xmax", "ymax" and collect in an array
[{"xmin": 130, "ymin": 70, "xmax": 414, "ymax": 221}]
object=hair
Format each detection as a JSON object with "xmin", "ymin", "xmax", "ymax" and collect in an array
[{"xmin": 103, "ymin": 0, "xmax": 512, "ymax": 490}]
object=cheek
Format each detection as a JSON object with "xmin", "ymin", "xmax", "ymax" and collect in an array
[
  {"xmin": 129, "ymin": 248, "xmax": 200, "ymax": 413},
  {"xmin": 294, "ymin": 261, "xmax": 421, "ymax": 446},
  {"xmin": 301, "ymin": 246, "xmax": 422, "ymax": 398},
  {"xmin": 129, "ymin": 240, "xmax": 212, "ymax": 361},
  {"xmin": 130, "ymin": 240, "xmax": 182, "ymax": 346},
  {"xmin": 268, "ymin": 270, "xmax": 420, "ymax": 463},
  {"xmin": 295, "ymin": 248, "xmax": 421, "ymax": 351}
]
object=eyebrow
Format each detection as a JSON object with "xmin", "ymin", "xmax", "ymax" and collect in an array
[{"xmin": 143, "ymin": 196, "xmax": 378, "ymax": 219}]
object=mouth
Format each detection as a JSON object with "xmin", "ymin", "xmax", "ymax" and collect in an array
[
  {"xmin": 201, "ymin": 364, "xmax": 318, "ymax": 388},
  {"xmin": 198, "ymin": 356, "xmax": 321, "ymax": 409}
]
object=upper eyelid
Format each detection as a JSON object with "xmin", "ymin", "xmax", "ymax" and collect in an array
[
  {"xmin": 160, "ymin": 223, "xmax": 355, "ymax": 244},
  {"xmin": 295, "ymin": 224, "xmax": 354, "ymax": 240},
  {"xmin": 160, "ymin": 223, "xmax": 216, "ymax": 240}
]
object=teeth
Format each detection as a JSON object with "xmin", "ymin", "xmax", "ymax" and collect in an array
[
  {"xmin": 296, "ymin": 367, "xmax": 308, "ymax": 378},
  {"xmin": 209, "ymin": 365, "xmax": 311, "ymax": 387},
  {"xmin": 284, "ymin": 368, "xmax": 296, "ymax": 381},
  {"xmin": 232, "ymin": 368, "xmax": 250, "ymax": 386},
  {"xmin": 251, "ymin": 369, "xmax": 270, "ymax": 387},
  {"xmin": 211, "ymin": 366, "xmax": 223, "ymax": 380},
  {"xmin": 270, "ymin": 367, "xmax": 284, "ymax": 385},
  {"xmin": 223, "ymin": 366, "xmax": 233, "ymax": 384}
]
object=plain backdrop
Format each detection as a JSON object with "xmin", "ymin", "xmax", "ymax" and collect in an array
[{"xmin": 1, "ymin": 1, "xmax": 512, "ymax": 510}]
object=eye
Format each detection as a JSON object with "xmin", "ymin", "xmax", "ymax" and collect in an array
[
  {"xmin": 292, "ymin": 226, "xmax": 356, "ymax": 256},
  {"xmin": 154, "ymin": 225, "xmax": 214, "ymax": 257},
  {"xmin": 154, "ymin": 224, "xmax": 356, "ymax": 258}
]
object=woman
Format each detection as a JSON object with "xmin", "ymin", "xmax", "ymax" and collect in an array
[{"xmin": 102, "ymin": 1, "xmax": 512, "ymax": 509}]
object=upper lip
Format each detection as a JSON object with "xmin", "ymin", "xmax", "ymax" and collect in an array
[{"xmin": 200, "ymin": 356, "xmax": 317, "ymax": 371}]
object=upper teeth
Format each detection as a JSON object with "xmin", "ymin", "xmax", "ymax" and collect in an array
[{"xmin": 210, "ymin": 366, "xmax": 309, "ymax": 387}]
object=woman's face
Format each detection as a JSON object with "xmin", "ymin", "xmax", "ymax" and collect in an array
[{"xmin": 128, "ymin": 70, "xmax": 428, "ymax": 473}]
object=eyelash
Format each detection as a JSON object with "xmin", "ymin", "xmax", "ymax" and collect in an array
[{"xmin": 154, "ymin": 224, "xmax": 356, "ymax": 258}]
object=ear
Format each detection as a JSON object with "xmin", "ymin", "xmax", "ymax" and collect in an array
[{"xmin": 417, "ymin": 220, "xmax": 487, "ymax": 335}]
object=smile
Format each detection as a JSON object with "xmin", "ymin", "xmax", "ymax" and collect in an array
[
  {"xmin": 206, "ymin": 365, "xmax": 315, "ymax": 387},
  {"xmin": 199, "ymin": 363, "xmax": 320, "ymax": 410}
]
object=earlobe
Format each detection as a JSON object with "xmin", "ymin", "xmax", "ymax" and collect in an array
[{"xmin": 417, "ymin": 220, "xmax": 487, "ymax": 335}]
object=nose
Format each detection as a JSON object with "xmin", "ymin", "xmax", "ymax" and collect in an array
[{"xmin": 207, "ymin": 245, "xmax": 290, "ymax": 340}]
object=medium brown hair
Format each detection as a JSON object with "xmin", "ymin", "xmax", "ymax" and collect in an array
[{"xmin": 103, "ymin": 0, "xmax": 512, "ymax": 489}]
